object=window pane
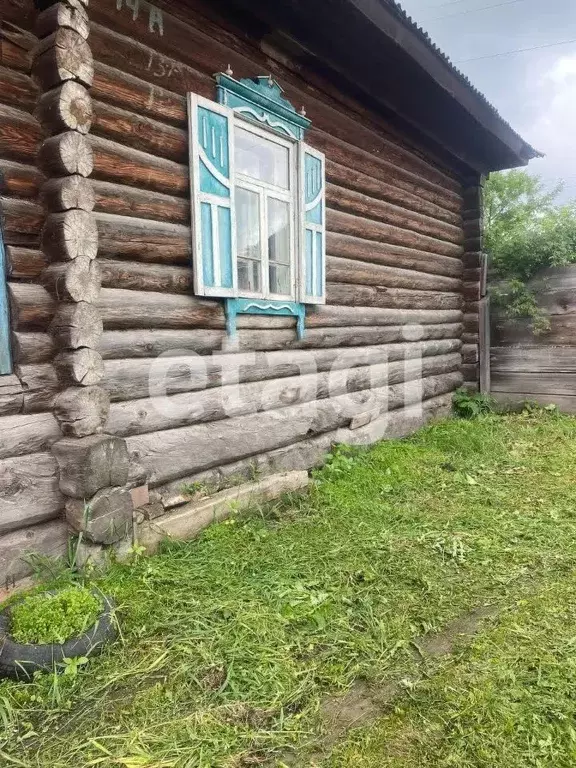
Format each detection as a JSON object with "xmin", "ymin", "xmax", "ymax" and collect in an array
[
  {"xmin": 235, "ymin": 127, "xmax": 289, "ymax": 189},
  {"xmin": 268, "ymin": 198, "xmax": 290, "ymax": 265},
  {"xmin": 235, "ymin": 187, "xmax": 261, "ymax": 292},
  {"xmin": 269, "ymin": 263, "xmax": 291, "ymax": 296},
  {"xmin": 238, "ymin": 258, "xmax": 261, "ymax": 292}
]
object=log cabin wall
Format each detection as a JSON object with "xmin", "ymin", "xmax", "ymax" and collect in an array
[
  {"xmin": 85, "ymin": 0, "xmax": 466, "ymax": 508},
  {"xmin": 0, "ymin": 0, "xmax": 476, "ymax": 579},
  {"xmin": 0, "ymin": 0, "xmax": 69, "ymax": 583}
]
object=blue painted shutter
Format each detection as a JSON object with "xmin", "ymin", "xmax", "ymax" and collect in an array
[
  {"xmin": 0, "ymin": 227, "xmax": 11, "ymax": 375},
  {"xmin": 299, "ymin": 144, "xmax": 326, "ymax": 304},
  {"xmin": 188, "ymin": 94, "xmax": 237, "ymax": 298}
]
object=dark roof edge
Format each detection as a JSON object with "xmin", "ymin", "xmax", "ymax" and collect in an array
[{"xmin": 362, "ymin": 0, "xmax": 543, "ymax": 164}]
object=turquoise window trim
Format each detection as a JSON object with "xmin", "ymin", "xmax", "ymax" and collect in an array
[
  {"xmin": 225, "ymin": 298, "xmax": 305, "ymax": 341},
  {"xmin": 0, "ymin": 225, "xmax": 12, "ymax": 375},
  {"xmin": 215, "ymin": 73, "xmax": 311, "ymax": 141},
  {"xmin": 211, "ymin": 73, "xmax": 319, "ymax": 339}
]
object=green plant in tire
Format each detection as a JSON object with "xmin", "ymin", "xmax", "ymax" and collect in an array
[{"xmin": 10, "ymin": 587, "xmax": 103, "ymax": 645}]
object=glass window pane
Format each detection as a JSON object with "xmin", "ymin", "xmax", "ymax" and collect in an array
[
  {"xmin": 236, "ymin": 187, "xmax": 261, "ymax": 262},
  {"xmin": 235, "ymin": 127, "xmax": 289, "ymax": 189},
  {"xmin": 269, "ymin": 263, "xmax": 291, "ymax": 296},
  {"xmin": 235, "ymin": 187, "xmax": 261, "ymax": 292},
  {"xmin": 268, "ymin": 198, "xmax": 290, "ymax": 266},
  {"xmin": 238, "ymin": 258, "xmax": 261, "ymax": 292}
]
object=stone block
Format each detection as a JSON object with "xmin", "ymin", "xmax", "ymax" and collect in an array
[
  {"xmin": 130, "ymin": 484, "xmax": 149, "ymax": 509},
  {"xmin": 66, "ymin": 486, "xmax": 133, "ymax": 545},
  {"xmin": 53, "ymin": 434, "xmax": 129, "ymax": 499}
]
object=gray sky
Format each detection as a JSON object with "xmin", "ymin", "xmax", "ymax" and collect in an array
[{"xmin": 398, "ymin": 0, "xmax": 576, "ymax": 200}]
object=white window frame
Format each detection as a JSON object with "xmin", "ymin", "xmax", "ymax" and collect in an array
[{"xmin": 233, "ymin": 116, "xmax": 298, "ymax": 302}]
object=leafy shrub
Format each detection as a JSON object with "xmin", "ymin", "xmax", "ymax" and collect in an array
[
  {"xmin": 452, "ymin": 387, "xmax": 495, "ymax": 419},
  {"xmin": 9, "ymin": 587, "xmax": 103, "ymax": 645},
  {"xmin": 486, "ymin": 170, "xmax": 576, "ymax": 334}
]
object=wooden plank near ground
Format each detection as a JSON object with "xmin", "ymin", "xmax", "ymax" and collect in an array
[
  {"xmin": 491, "ymin": 346, "xmax": 576, "ymax": 374},
  {"xmin": 491, "ymin": 372, "xmax": 576, "ymax": 397}
]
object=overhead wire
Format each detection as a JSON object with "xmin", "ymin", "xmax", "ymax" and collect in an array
[
  {"xmin": 455, "ymin": 37, "xmax": 576, "ymax": 62},
  {"xmin": 425, "ymin": 0, "xmax": 528, "ymax": 22}
]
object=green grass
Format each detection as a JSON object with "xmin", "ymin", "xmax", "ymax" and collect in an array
[
  {"xmin": 1, "ymin": 411, "xmax": 576, "ymax": 767},
  {"xmin": 10, "ymin": 587, "xmax": 102, "ymax": 646}
]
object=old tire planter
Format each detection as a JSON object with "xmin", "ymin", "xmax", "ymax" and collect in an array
[{"xmin": 0, "ymin": 593, "xmax": 116, "ymax": 681}]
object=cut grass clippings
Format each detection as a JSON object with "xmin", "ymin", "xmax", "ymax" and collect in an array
[{"xmin": 1, "ymin": 411, "xmax": 575, "ymax": 767}]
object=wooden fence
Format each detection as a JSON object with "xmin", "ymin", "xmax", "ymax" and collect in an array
[{"xmin": 490, "ymin": 266, "xmax": 576, "ymax": 412}]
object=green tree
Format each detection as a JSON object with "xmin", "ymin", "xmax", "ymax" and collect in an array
[{"xmin": 485, "ymin": 170, "xmax": 576, "ymax": 332}]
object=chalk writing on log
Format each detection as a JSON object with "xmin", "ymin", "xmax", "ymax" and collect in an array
[{"xmin": 115, "ymin": 0, "xmax": 164, "ymax": 36}]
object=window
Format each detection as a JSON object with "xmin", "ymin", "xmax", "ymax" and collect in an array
[
  {"xmin": 188, "ymin": 74, "xmax": 326, "ymax": 337},
  {"xmin": 234, "ymin": 122, "xmax": 295, "ymax": 299},
  {"xmin": 0, "ymin": 225, "xmax": 11, "ymax": 375}
]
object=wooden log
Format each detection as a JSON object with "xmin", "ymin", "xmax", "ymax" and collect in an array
[
  {"xmin": 326, "ymin": 256, "xmax": 460, "ymax": 292},
  {"xmin": 43, "ymin": 257, "xmax": 101, "ymax": 303},
  {"xmin": 52, "ymin": 384, "xmax": 110, "ymax": 437},
  {"xmin": 9, "ymin": 283, "xmax": 55, "ymax": 330},
  {"xmin": 103, "ymin": 338, "xmax": 461, "ymax": 403},
  {"xmin": 128, "ymin": 370, "xmax": 462, "ymax": 485},
  {"xmin": 100, "ymin": 259, "xmax": 192, "ymax": 294},
  {"xmin": 40, "ymin": 175, "xmax": 95, "ymax": 212},
  {"xmin": 95, "ymin": 212, "xmax": 190, "ymax": 263},
  {"xmin": 99, "ymin": 322, "xmax": 463, "ymax": 359},
  {"xmin": 0, "ymin": 375, "xmax": 24, "ymax": 416},
  {"xmin": 92, "ymin": 99, "xmax": 187, "ymax": 163},
  {"xmin": 98, "ymin": 287, "xmax": 463, "ymax": 334},
  {"xmin": 11, "ymin": 331, "xmax": 55, "ymax": 364},
  {"xmin": 0, "ymin": 452, "xmax": 63, "ymax": 536},
  {"xmin": 0, "ymin": 34, "xmax": 32, "ymax": 73},
  {"xmin": 0, "ymin": 65, "xmax": 37, "ymax": 113},
  {"xmin": 325, "ymin": 159, "xmax": 462, "ymax": 227},
  {"xmin": 90, "ymin": 135, "xmax": 188, "ymax": 196},
  {"xmin": 56, "ymin": 348, "xmax": 104, "ymax": 386},
  {"xmin": 36, "ymin": 0, "xmax": 90, "ymax": 41},
  {"xmin": 310, "ymin": 128, "xmax": 462, "ymax": 213},
  {"xmin": 36, "ymin": 80, "xmax": 92, "ymax": 134},
  {"xmin": 0, "ymin": 412, "xmax": 61, "ymax": 459},
  {"xmin": 51, "ymin": 301, "xmax": 103, "ymax": 349},
  {"xmin": 0, "ymin": 197, "xmax": 43, "ymax": 237},
  {"xmin": 108, "ymin": 352, "xmax": 461, "ymax": 436},
  {"xmin": 92, "ymin": 60, "xmax": 186, "ymax": 126},
  {"xmin": 5, "ymin": 247, "xmax": 48, "ymax": 279},
  {"xmin": 0, "ymin": 519, "xmax": 69, "ymax": 585},
  {"xmin": 462, "ymin": 343, "xmax": 479, "ymax": 364},
  {"xmin": 326, "ymin": 232, "xmax": 462, "ymax": 279},
  {"xmin": 463, "ymin": 282, "xmax": 481, "ymax": 302},
  {"xmin": 307, "ymin": 304, "xmax": 463, "ymax": 328},
  {"xmin": 42, "ymin": 210, "xmax": 98, "ymax": 261},
  {"xmin": 38, "ymin": 131, "xmax": 93, "ymax": 177},
  {"xmin": 92, "ymin": 179, "xmax": 189, "ymax": 224},
  {"xmin": 32, "ymin": 28, "xmax": 93, "ymax": 89},
  {"xmin": 88, "ymin": 5, "xmax": 461, "ymax": 197},
  {"xmin": 327, "ymin": 283, "xmax": 462, "ymax": 311},
  {"xmin": 328, "ymin": 209, "xmax": 463, "ymax": 259},
  {"xmin": 15, "ymin": 363, "xmax": 59, "ymax": 413},
  {"xmin": 326, "ymin": 183, "xmax": 463, "ymax": 245},
  {"xmin": 157, "ymin": 391, "xmax": 453, "ymax": 505},
  {"xmin": 0, "ymin": 159, "xmax": 42, "ymax": 199}
]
